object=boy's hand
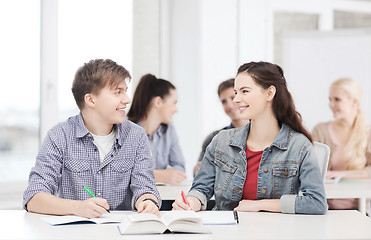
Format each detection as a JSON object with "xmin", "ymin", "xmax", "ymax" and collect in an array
[
  {"xmin": 137, "ymin": 199, "xmax": 160, "ymax": 216},
  {"xmin": 73, "ymin": 198, "xmax": 110, "ymax": 219}
]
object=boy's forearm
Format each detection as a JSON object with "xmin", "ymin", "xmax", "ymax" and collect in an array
[{"xmin": 27, "ymin": 192, "xmax": 78, "ymax": 216}]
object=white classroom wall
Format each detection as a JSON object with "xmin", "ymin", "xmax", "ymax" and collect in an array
[
  {"xmin": 133, "ymin": 0, "xmax": 371, "ymax": 178},
  {"xmin": 283, "ymin": 29, "xmax": 371, "ymax": 131}
]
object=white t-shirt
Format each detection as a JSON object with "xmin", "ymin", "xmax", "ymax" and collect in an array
[{"xmin": 91, "ymin": 129, "xmax": 116, "ymax": 163}]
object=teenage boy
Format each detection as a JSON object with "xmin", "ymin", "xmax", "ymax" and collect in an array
[
  {"xmin": 23, "ymin": 59, "xmax": 161, "ymax": 218},
  {"xmin": 194, "ymin": 79, "xmax": 250, "ymax": 176}
]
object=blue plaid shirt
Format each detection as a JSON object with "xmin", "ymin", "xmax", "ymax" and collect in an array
[{"xmin": 23, "ymin": 114, "xmax": 161, "ymax": 210}]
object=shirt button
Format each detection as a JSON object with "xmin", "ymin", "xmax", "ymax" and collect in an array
[
  {"xmin": 269, "ymin": 149, "xmax": 272, "ymax": 153},
  {"xmin": 262, "ymin": 189, "xmax": 266, "ymax": 194},
  {"xmin": 94, "ymin": 148, "xmax": 98, "ymax": 152},
  {"xmin": 264, "ymin": 167, "xmax": 268, "ymax": 172},
  {"xmin": 97, "ymin": 193, "xmax": 101, "ymax": 196},
  {"xmin": 97, "ymin": 171, "xmax": 101, "ymax": 174},
  {"xmin": 111, "ymin": 154, "xmax": 114, "ymax": 158}
]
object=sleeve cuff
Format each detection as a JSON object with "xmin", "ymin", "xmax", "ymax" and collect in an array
[
  {"xmin": 187, "ymin": 190, "xmax": 207, "ymax": 211},
  {"xmin": 280, "ymin": 194, "xmax": 296, "ymax": 214}
]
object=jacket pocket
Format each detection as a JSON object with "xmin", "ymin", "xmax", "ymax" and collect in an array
[
  {"xmin": 272, "ymin": 167, "xmax": 297, "ymax": 197},
  {"xmin": 214, "ymin": 150, "xmax": 237, "ymax": 191}
]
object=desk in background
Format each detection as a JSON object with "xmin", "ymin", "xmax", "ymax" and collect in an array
[
  {"xmin": 325, "ymin": 179, "xmax": 371, "ymax": 215},
  {"xmin": 157, "ymin": 184, "xmax": 191, "ymax": 200},
  {"xmin": 1, "ymin": 210, "xmax": 370, "ymax": 239}
]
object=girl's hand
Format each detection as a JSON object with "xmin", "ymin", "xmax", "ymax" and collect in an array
[
  {"xmin": 172, "ymin": 196, "xmax": 201, "ymax": 211},
  {"xmin": 234, "ymin": 200, "xmax": 260, "ymax": 212}
]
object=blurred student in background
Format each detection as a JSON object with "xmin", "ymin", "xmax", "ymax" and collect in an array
[
  {"xmin": 194, "ymin": 78, "xmax": 250, "ymax": 176},
  {"xmin": 173, "ymin": 61, "xmax": 327, "ymax": 214},
  {"xmin": 128, "ymin": 74, "xmax": 186, "ymax": 185},
  {"xmin": 312, "ymin": 78, "xmax": 371, "ymax": 210}
]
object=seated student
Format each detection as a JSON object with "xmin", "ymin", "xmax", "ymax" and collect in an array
[
  {"xmin": 194, "ymin": 78, "xmax": 250, "ymax": 176},
  {"xmin": 127, "ymin": 74, "xmax": 186, "ymax": 185},
  {"xmin": 312, "ymin": 78, "xmax": 371, "ymax": 210},
  {"xmin": 23, "ymin": 59, "xmax": 161, "ymax": 218},
  {"xmin": 173, "ymin": 61, "xmax": 327, "ymax": 214}
]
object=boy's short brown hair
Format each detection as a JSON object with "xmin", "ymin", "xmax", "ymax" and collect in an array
[
  {"xmin": 217, "ymin": 78, "xmax": 234, "ymax": 97},
  {"xmin": 72, "ymin": 59, "xmax": 131, "ymax": 110}
]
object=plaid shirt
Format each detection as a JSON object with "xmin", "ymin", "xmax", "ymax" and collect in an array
[{"xmin": 23, "ymin": 114, "xmax": 161, "ymax": 210}]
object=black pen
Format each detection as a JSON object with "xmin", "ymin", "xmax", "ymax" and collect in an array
[{"xmin": 233, "ymin": 210, "xmax": 239, "ymax": 224}]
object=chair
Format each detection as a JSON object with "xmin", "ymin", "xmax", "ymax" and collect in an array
[{"xmin": 313, "ymin": 141, "xmax": 330, "ymax": 181}]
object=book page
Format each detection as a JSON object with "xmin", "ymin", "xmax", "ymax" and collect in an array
[
  {"xmin": 161, "ymin": 210, "xmax": 202, "ymax": 226},
  {"xmin": 125, "ymin": 213, "xmax": 162, "ymax": 223},
  {"xmin": 118, "ymin": 216, "xmax": 167, "ymax": 235},
  {"xmin": 119, "ymin": 213, "xmax": 170, "ymax": 234}
]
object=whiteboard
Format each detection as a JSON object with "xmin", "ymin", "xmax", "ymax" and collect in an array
[{"xmin": 282, "ymin": 29, "xmax": 371, "ymax": 131}]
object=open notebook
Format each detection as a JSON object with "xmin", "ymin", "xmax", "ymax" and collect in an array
[{"xmin": 41, "ymin": 213, "xmax": 123, "ymax": 225}]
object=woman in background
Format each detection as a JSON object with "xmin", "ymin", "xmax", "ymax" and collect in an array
[
  {"xmin": 312, "ymin": 78, "xmax": 371, "ymax": 210},
  {"xmin": 127, "ymin": 74, "xmax": 186, "ymax": 185}
]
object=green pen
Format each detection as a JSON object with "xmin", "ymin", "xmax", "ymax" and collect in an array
[{"xmin": 83, "ymin": 186, "xmax": 110, "ymax": 213}]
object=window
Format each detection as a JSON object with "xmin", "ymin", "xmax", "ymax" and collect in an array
[
  {"xmin": 0, "ymin": 0, "xmax": 133, "ymax": 209},
  {"xmin": 0, "ymin": 0, "xmax": 40, "ymax": 182}
]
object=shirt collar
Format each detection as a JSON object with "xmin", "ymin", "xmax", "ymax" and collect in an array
[
  {"xmin": 115, "ymin": 121, "xmax": 130, "ymax": 147},
  {"xmin": 75, "ymin": 113, "xmax": 128, "ymax": 147},
  {"xmin": 76, "ymin": 113, "xmax": 91, "ymax": 138},
  {"xmin": 137, "ymin": 121, "xmax": 164, "ymax": 138}
]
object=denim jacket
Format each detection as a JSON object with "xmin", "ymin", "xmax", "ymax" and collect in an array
[{"xmin": 189, "ymin": 122, "xmax": 328, "ymax": 214}]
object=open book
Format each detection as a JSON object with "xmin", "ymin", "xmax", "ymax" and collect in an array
[
  {"xmin": 325, "ymin": 171, "xmax": 363, "ymax": 184},
  {"xmin": 118, "ymin": 211, "xmax": 210, "ymax": 235},
  {"xmin": 41, "ymin": 213, "xmax": 123, "ymax": 226}
]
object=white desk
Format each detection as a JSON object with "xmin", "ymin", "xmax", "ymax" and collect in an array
[
  {"xmin": 0, "ymin": 210, "xmax": 370, "ymax": 239},
  {"xmin": 157, "ymin": 184, "xmax": 191, "ymax": 200},
  {"xmin": 325, "ymin": 179, "xmax": 371, "ymax": 215},
  {"xmin": 158, "ymin": 179, "xmax": 371, "ymax": 214}
]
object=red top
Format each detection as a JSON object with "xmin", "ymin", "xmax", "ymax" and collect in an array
[{"xmin": 242, "ymin": 146, "xmax": 263, "ymax": 200}]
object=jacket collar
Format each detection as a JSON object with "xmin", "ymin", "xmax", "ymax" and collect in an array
[{"xmin": 229, "ymin": 121, "xmax": 292, "ymax": 151}]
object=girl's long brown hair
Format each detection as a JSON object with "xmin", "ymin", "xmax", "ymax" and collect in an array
[{"xmin": 237, "ymin": 61, "xmax": 312, "ymax": 142}]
